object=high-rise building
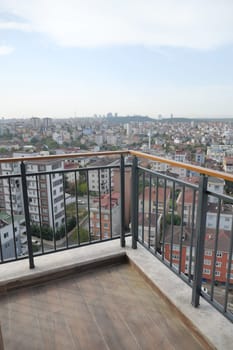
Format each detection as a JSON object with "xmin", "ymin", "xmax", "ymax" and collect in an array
[{"xmin": 0, "ymin": 154, "xmax": 65, "ymax": 229}]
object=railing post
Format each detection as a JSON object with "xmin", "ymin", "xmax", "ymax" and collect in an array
[
  {"xmin": 131, "ymin": 156, "xmax": 139, "ymax": 249},
  {"xmin": 21, "ymin": 161, "xmax": 35, "ymax": 269},
  {"xmin": 192, "ymin": 174, "xmax": 208, "ymax": 307},
  {"xmin": 120, "ymin": 155, "xmax": 125, "ymax": 247}
]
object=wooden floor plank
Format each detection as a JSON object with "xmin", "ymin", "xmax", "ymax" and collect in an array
[{"xmin": 0, "ymin": 264, "xmax": 210, "ymax": 350}]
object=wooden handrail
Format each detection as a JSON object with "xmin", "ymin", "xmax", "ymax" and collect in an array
[
  {"xmin": 130, "ymin": 150, "xmax": 233, "ymax": 182},
  {"xmin": 1, "ymin": 148, "xmax": 233, "ymax": 182},
  {"xmin": 0, "ymin": 150, "xmax": 129, "ymax": 164}
]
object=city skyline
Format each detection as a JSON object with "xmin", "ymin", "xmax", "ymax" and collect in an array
[{"xmin": 1, "ymin": 1, "xmax": 233, "ymax": 118}]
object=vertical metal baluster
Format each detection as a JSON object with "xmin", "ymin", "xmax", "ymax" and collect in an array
[
  {"xmin": 152, "ymin": 175, "xmax": 157, "ymax": 252},
  {"xmin": 170, "ymin": 181, "xmax": 175, "ymax": 268},
  {"xmin": 210, "ymin": 198, "xmax": 221, "ymax": 300},
  {"xmin": 86, "ymin": 169, "xmax": 91, "ymax": 243},
  {"xmin": 192, "ymin": 175, "xmax": 208, "ymax": 307},
  {"xmin": 162, "ymin": 179, "xmax": 167, "ymax": 260},
  {"xmin": 62, "ymin": 173, "xmax": 68, "ymax": 248},
  {"xmin": 155, "ymin": 176, "xmax": 159, "ymax": 254},
  {"xmin": 224, "ymin": 214, "xmax": 233, "ymax": 313},
  {"xmin": 49, "ymin": 174, "xmax": 56, "ymax": 251},
  {"xmin": 98, "ymin": 169, "xmax": 102, "ymax": 240},
  {"xmin": 179, "ymin": 185, "xmax": 185, "ymax": 275},
  {"xmin": 148, "ymin": 174, "xmax": 152, "ymax": 249},
  {"xmin": 142, "ymin": 172, "xmax": 145, "ymax": 244},
  {"xmin": 109, "ymin": 168, "xmax": 113, "ymax": 240},
  {"xmin": 120, "ymin": 155, "xmax": 125, "ymax": 247},
  {"xmin": 131, "ymin": 156, "xmax": 138, "ymax": 249},
  {"xmin": 188, "ymin": 189, "xmax": 196, "ymax": 283},
  {"xmin": 36, "ymin": 174, "xmax": 44, "ymax": 254},
  {"xmin": 21, "ymin": 162, "xmax": 34, "ymax": 269},
  {"xmin": 75, "ymin": 171, "xmax": 80, "ymax": 245},
  {"xmin": 0, "ymin": 230, "xmax": 3, "ymax": 262},
  {"xmin": 8, "ymin": 177, "xmax": 17, "ymax": 259}
]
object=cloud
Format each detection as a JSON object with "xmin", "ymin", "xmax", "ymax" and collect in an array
[
  {"xmin": 0, "ymin": 45, "xmax": 14, "ymax": 55},
  {"xmin": 0, "ymin": 21, "xmax": 31, "ymax": 31},
  {"xmin": 1, "ymin": 0, "xmax": 233, "ymax": 49}
]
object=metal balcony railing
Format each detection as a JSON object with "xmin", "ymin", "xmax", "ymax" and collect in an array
[{"xmin": 0, "ymin": 150, "xmax": 233, "ymax": 322}]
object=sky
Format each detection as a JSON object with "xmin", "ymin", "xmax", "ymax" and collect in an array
[{"xmin": 1, "ymin": 0, "xmax": 233, "ymax": 118}]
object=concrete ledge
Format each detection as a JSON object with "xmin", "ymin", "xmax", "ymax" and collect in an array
[
  {"xmin": 0, "ymin": 252, "xmax": 127, "ymax": 293},
  {"xmin": 126, "ymin": 241, "xmax": 232, "ymax": 350}
]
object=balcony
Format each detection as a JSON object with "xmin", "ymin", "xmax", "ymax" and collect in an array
[{"xmin": 0, "ymin": 150, "xmax": 233, "ymax": 349}]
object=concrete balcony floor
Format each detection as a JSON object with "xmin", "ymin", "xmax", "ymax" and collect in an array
[{"xmin": 0, "ymin": 238, "xmax": 232, "ymax": 349}]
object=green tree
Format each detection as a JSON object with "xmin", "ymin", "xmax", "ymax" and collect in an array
[
  {"xmin": 78, "ymin": 182, "xmax": 88, "ymax": 196},
  {"xmin": 166, "ymin": 214, "xmax": 181, "ymax": 225}
]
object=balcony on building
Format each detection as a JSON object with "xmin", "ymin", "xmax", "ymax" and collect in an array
[{"xmin": 0, "ymin": 150, "xmax": 232, "ymax": 349}]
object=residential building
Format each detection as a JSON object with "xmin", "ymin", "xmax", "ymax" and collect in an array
[
  {"xmin": 90, "ymin": 192, "xmax": 120, "ymax": 239},
  {"xmin": 139, "ymin": 186, "xmax": 170, "ymax": 214},
  {"xmin": 164, "ymin": 226, "xmax": 233, "ymax": 284},
  {"xmin": 0, "ymin": 154, "xmax": 65, "ymax": 229},
  {"xmin": 0, "ymin": 212, "xmax": 21, "ymax": 260},
  {"xmin": 88, "ymin": 158, "xmax": 119, "ymax": 193},
  {"xmin": 223, "ymin": 156, "xmax": 233, "ymax": 173},
  {"xmin": 207, "ymin": 177, "xmax": 225, "ymax": 204}
]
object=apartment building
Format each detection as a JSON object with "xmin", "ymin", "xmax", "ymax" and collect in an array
[
  {"xmin": 0, "ymin": 153, "xmax": 65, "ymax": 229},
  {"xmin": 164, "ymin": 226, "xmax": 233, "ymax": 284},
  {"xmin": 0, "ymin": 212, "xmax": 21, "ymax": 260},
  {"xmin": 26, "ymin": 159, "xmax": 65, "ymax": 228},
  {"xmin": 207, "ymin": 177, "xmax": 225, "ymax": 204},
  {"xmin": 223, "ymin": 156, "xmax": 233, "ymax": 173},
  {"xmin": 64, "ymin": 162, "xmax": 80, "ymax": 184},
  {"xmin": 138, "ymin": 186, "xmax": 170, "ymax": 214},
  {"xmin": 90, "ymin": 192, "xmax": 120, "ymax": 239},
  {"xmin": 138, "ymin": 212, "xmax": 162, "ymax": 249},
  {"xmin": 88, "ymin": 158, "xmax": 119, "ymax": 194},
  {"xmin": 176, "ymin": 189, "xmax": 198, "ymax": 228},
  {"xmin": 177, "ymin": 188, "xmax": 231, "ymax": 231}
]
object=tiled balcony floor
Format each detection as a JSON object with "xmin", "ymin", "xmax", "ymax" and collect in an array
[{"xmin": 0, "ymin": 263, "xmax": 208, "ymax": 350}]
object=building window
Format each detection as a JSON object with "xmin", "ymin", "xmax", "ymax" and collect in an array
[
  {"xmin": 216, "ymin": 261, "xmax": 222, "ymax": 267},
  {"xmin": 172, "ymin": 254, "xmax": 179, "ymax": 260},
  {"xmin": 215, "ymin": 271, "xmax": 221, "ymax": 277},
  {"xmin": 204, "ymin": 259, "xmax": 211, "ymax": 266},
  {"xmin": 104, "ymin": 214, "xmax": 108, "ymax": 220},
  {"xmin": 205, "ymin": 250, "xmax": 212, "ymax": 256},
  {"xmin": 104, "ymin": 223, "xmax": 108, "ymax": 229},
  {"xmin": 3, "ymin": 232, "xmax": 9, "ymax": 239},
  {"xmin": 203, "ymin": 268, "xmax": 210, "ymax": 275},
  {"xmin": 216, "ymin": 251, "xmax": 222, "ymax": 258},
  {"xmin": 53, "ymin": 189, "xmax": 56, "ymax": 196}
]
